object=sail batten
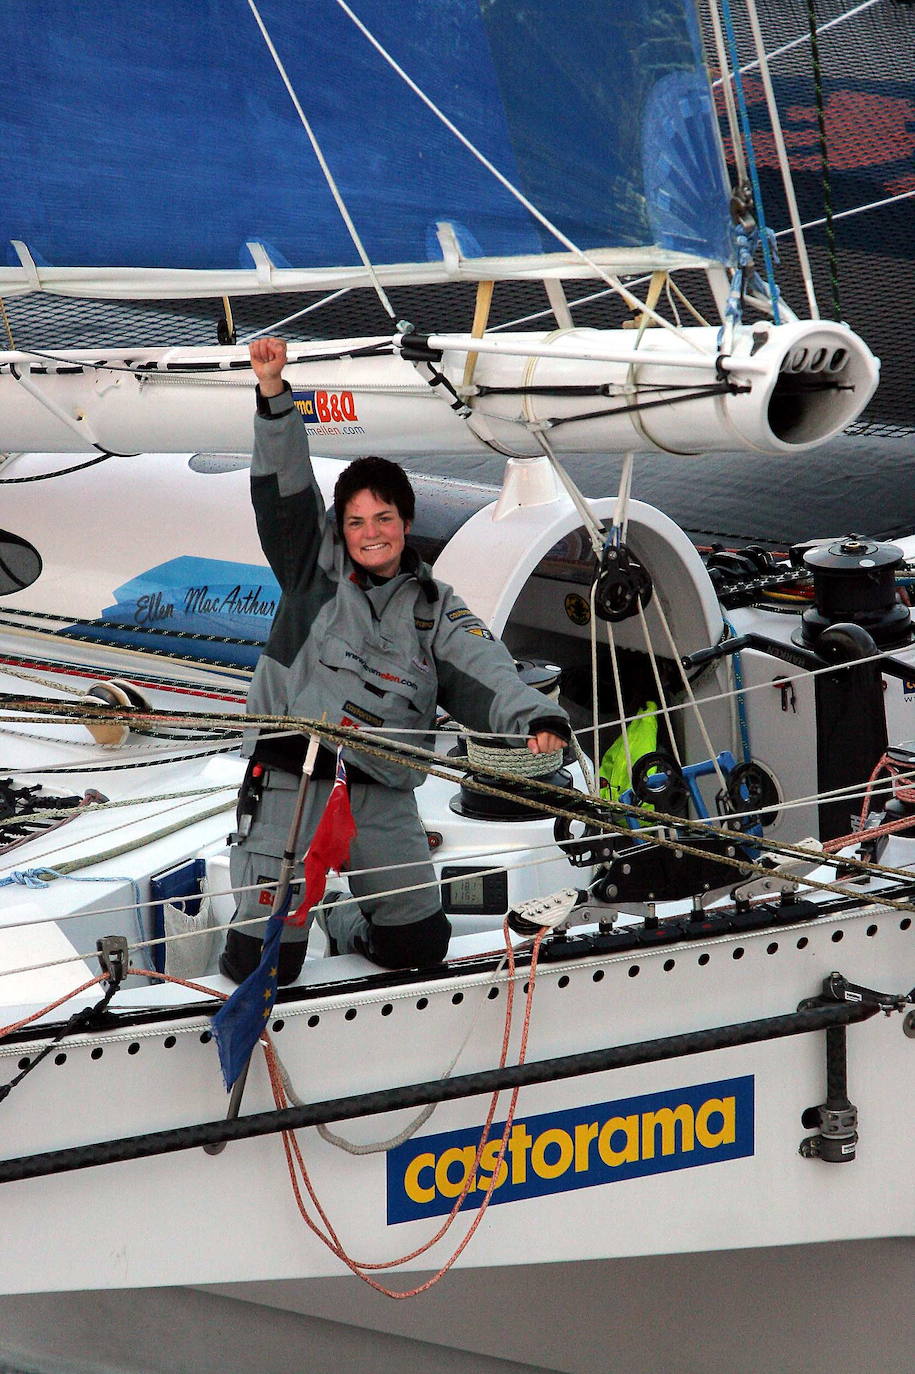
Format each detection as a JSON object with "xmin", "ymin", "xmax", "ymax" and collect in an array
[{"xmin": 1, "ymin": 0, "xmax": 732, "ymax": 299}]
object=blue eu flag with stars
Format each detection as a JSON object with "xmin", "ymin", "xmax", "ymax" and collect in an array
[{"xmin": 212, "ymin": 893, "xmax": 290, "ymax": 1090}]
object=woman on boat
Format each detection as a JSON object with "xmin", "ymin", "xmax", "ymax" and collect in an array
[{"xmin": 220, "ymin": 336, "xmax": 569, "ymax": 984}]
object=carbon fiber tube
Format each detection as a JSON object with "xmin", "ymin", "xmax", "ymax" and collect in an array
[{"xmin": 0, "ymin": 998, "xmax": 878, "ymax": 1185}]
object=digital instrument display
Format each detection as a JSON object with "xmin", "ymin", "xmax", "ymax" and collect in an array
[{"xmin": 441, "ymin": 866, "xmax": 508, "ymax": 916}]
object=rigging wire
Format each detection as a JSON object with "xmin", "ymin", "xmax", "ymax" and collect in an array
[
  {"xmin": 245, "ymin": 0, "xmax": 397, "ymax": 323},
  {"xmin": 777, "ymin": 188, "xmax": 915, "ymax": 238},
  {"xmin": 717, "ymin": 0, "xmax": 782, "ymax": 324},
  {"xmin": 0, "ymin": 451, "xmax": 117, "ymax": 484},
  {"xmin": 238, "ymin": 287, "xmax": 354, "ymax": 344},
  {"xmin": 713, "ymin": 0, "xmax": 881, "ymax": 80},
  {"xmin": 742, "ymin": 0, "xmax": 820, "ymax": 320},
  {"xmin": 332, "ymin": 0, "xmax": 710, "ymax": 355},
  {"xmin": 805, "ymin": 0, "xmax": 842, "ymax": 321}
]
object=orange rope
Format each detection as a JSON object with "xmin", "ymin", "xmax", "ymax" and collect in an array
[
  {"xmin": 2, "ymin": 948, "xmax": 548, "ymax": 1300},
  {"xmin": 0, "ymin": 972, "xmax": 110, "ymax": 1038},
  {"xmin": 823, "ymin": 752, "xmax": 915, "ymax": 852},
  {"xmin": 265, "ymin": 920, "xmax": 547, "ymax": 1298}
]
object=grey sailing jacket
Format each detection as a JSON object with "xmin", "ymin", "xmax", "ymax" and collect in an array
[{"xmin": 244, "ymin": 385, "xmax": 569, "ymax": 789}]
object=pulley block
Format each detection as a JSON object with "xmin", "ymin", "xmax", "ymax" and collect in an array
[
  {"xmin": 630, "ymin": 750, "xmax": 688, "ymax": 809},
  {"xmin": 724, "ymin": 760, "xmax": 780, "ymax": 828},
  {"xmin": 593, "ymin": 543, "xmax": 653, "ymax": 622}
]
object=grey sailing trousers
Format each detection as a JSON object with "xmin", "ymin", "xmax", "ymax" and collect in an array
[{"xmin": 228, "ymin": 767, "xmax": 444, "ymax": 953}]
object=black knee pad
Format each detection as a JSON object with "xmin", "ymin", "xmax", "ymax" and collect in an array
[
  {"xmin": 219, "ymin": 927, "xmax": 262, "ymax": 984},
  {"xmin": 219, "ymin": 926, "xmax": 308, "ymax": 986},
  {"xmin": 365, "ymin": 910, "xmax": 452, "ymax": 969}
]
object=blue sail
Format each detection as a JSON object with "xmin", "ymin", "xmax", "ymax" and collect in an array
[{"xmin": 0, "ymin": 0, "xmax": 731, "ymax": 295}]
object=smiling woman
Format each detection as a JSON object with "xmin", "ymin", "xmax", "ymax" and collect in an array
[
  {"xmin": 218, "ymin": 336, "xmax": 570, "ymax": 986},
  {"xmin": 341, "ymin": 491, "xmax": 410, "ymax": 579}
]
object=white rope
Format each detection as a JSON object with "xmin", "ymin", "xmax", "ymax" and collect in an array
[
  {"xmin": 492, "ymin": 282, "xmax": 626, "ymax": 332},
  {"xmin": 1, "ymin": 893, "xmax": 906, "ymax": 1064},
  {"xmin": 0, "ymin": 784, "xmax": 237, "ymax": 830},
  {"xmin": 604, "ymin": 612, "xmax": 633, "ymax": 790},
  {"xmin": 611, "ymin": 454, "xmax": 634, "ymax": 540},
  {"xmin": 535, "ymin": 432, "xmax": 605, "ymax": 557},
  {"xmin": 570, "ymin": 734, "xmax": 597, "ymax": 797},
  {"xmin": 0, "ymin": 793, "xmax": 235, "ymax": 880},
  {"xmin": 635, "ymin": 598, "xmax": 683, "ymax": 769},
  {"xmin": 309, "ymin": 951, "xmax": 511, "ymax": 1154},
  {"xmin": 706, "ymin": 0, "xmax": 747, "ymax": 185},
  {"xmin": 6, "ymin": 755, "xmax": 915, "ymax": 984},
  {"xmin": 36, "ymin": 758, "xmax": 915, "ymax": 920},
  {"xmin": 6, "ymin": 759, "xmax": 905, "ymax": 934},
  {"xmin": 0, "ymin": 849, "xmax": 571, "ymax": 982},
  {"xmin": 774, "ymin": 187, "xmax": 915, "ymax": 238},
  {"xmin": 246, "ymin": 0, "xmax": 396, "ymax": 321},
  {"xmin": 332, "ymin": 0, "xmax": 711, "ymax": 354},
  {"xmin": 742, "ymin": 0, "xmax": 819, "ymax": 319},
  {"xmin": 6, "ymin": 809, "xmax": 915, "ymax": 986},
  {"xmin": 589, "ymin": 579, "xmax": 602, "ymax": 787},
  {"xmin": 574, "ymin": 642, "xmax": 910, "ymax": 737},
  {"xmin": 650, "ymin": 588, "xmax": 729, "ymax": 794}
]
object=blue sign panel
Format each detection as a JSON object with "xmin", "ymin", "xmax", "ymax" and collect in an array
[{"xmin": 387, "ymin": 1075, "xmax": 755, "ymax": 1224}]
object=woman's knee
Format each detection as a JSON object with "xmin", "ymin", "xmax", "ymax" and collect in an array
[{"xmin": 366, "ymin": 910, "xmax": 451, "ymax": 968}]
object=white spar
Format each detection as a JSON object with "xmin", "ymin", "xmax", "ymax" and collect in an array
[{"xmin": 0, "ymin": 319, "xmax": 878, "ymax": 460}]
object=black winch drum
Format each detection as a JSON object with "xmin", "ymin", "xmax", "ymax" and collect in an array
[{"xmin": 797, "ymin": 536, "xmax": 912, "ymax": 649}]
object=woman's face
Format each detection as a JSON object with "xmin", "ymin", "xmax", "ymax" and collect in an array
[{"xmin": 341, "ymin": 488, "xmax": 410, "ymax": 578}]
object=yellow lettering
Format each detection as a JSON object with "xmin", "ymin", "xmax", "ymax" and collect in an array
[
  {"xmin": 696, "ymin": 1096, "xmax": 736, "ymax": 1148},
  {"xmin": 642, "ymin": 1105, "xmax": 695, "ymax": 1159},
  {"xmin": 476, "ymin": 1138, "xmax": 508, "ymax": 1193},
  {"xmin": 531, "ymin": 1128, "xmax": 574, "ymax": 1180},
  {"xmin": 434, "ymin": 1146, "xmax": 477, "ymax": 1198},
  {"xmin": 574, "ymin": 1121, "xmax": 598, "ymax": 1172},
  {"xmin": 508, "ymin": 1124, "xmax": 533, "ymax": 1184},
  {"xmin": 403, "ymin": 1153, "xmax": 436, "ymax": 1205},
  {"xmin": 597, "ymin": 1114, "xmax": 640, "ymax": 1166}
]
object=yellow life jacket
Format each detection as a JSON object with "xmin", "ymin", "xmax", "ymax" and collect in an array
[{"xmin": 599, "ymin": 701, "xmax": 659, "ymax": 802}]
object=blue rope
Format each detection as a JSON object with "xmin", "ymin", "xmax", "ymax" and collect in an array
[
  {"xmin": 723, "ymin": 219, "xmax": 781, "ymax": 337},
  {"xmin": 0, "ymin": 867, "xmax": 150, "ymax": 968},
  {"xmin": 0, "ymin": 869, "xmax": 52, "ymax": 889},
  {"xmin": 724, "ymin": 620, "xmax": 752, "ymax": 764},
  {"xmin": 718, "ymin": 0, "xmax": 781, "ymax": 326}
]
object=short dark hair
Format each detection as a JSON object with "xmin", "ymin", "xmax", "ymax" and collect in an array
[{"xmin": 333, "ymin": 456, "xmax": 415, "ymax": 530}]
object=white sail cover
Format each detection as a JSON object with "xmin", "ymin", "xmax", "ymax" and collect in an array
[{"xmin": 0, "ymin": 0, "xmax": 732, "ymax": 297}]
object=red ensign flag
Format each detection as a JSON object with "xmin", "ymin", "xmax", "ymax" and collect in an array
[{"xmin": 288, "ymin": 750, "xmax": 357, "ymax": 926}]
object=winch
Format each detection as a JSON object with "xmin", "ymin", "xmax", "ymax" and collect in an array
[
  {"xmin": 796, "ymin": 535, "xmax": 912, "ymax": 649},
  {"xmin": 450, "ymin": 658, "xmax": 574, "ymax": 821}
]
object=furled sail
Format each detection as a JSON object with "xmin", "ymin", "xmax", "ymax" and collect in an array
[{"xmin": 0, "ymin": 0, "xmax": 732, "ymax": 298}]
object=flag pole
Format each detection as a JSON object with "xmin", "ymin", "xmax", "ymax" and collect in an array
[{"xmin": 205, "ymin": 732, "xmax": 322, "ymax": 1155}]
